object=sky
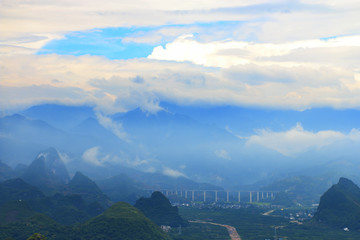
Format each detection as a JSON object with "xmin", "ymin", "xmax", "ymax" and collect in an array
[
  {"xmin": 1, "ymin": 0, "xmax": 360, "ymax": 115},
  {"xmin": 1, "ymin": 0, "xmax": 360, "ymax": 180}
]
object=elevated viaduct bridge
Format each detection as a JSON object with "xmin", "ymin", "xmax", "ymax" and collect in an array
[{"xmin": 144, "ymin": 189, "xmax": 278, "ymax": 203}]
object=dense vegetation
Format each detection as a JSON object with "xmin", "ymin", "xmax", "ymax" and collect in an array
[
  {"xmin": 78, "ymin": 202, "xmax": 171, "ymax": 240},
  {"xmin": 0, "ymin": 201, "xmax": 170, "ymax": 240},
  {"xmin": 0, "ymin": 178, "xmax": 104, "ymax": 225}
]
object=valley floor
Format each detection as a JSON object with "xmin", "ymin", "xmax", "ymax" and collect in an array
[{"xmin": 172, "ymin": 206, "xmax": 360, "ymax": 240}]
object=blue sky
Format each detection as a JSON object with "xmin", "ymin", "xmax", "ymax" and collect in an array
[
  {"xmin": 37, "ymin": 21, "xmax": 247, "ymax": 59},
  {"xmin": 38, "ymin": 27, "xmax": 158, "ymax": 59}
]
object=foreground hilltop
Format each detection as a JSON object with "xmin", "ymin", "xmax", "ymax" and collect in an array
[{"xmin": 79, "ymin": 202, "xmax": 171, "ymax": 240}]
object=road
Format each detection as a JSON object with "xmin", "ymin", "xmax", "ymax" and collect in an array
[
  {"xmin": 189, "ymin": 220, "xmax": 242, "ymax": 240},
  {"xmin": 262, "ymin": 209, "xmax": 275, "ymax": 216}
]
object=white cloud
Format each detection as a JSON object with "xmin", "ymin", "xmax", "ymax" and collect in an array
[
  {"xmin": 149, "ymin": 34, "xmax": 360, "ymax": 69},
  {"xmin": 247, "ymin": 123, "xmax": 360, "ymax": 156},
  {"xmin": 215, "ymin": 149, "xmax": 231, "ymax": 160},
  {"xmin": 127, "ymin": 156, "xmax": 148, "ymax": 167},
  {"xmin": 96, "ymin": 113, "xmax": 129, "ymax": 141},
  {"xmin": 145, "ymin": 167, "xmax": 157, "ymax": 173},
  {"xmin": 1, "ymin": 53, "xmax": 360, "ymax": 112},
  {"xmin": 58, "ymin": 151, "xmax": 71, "ymax": 164},
  {"xmin": 82, "ymin": 146, "xmax": 110, "ymax": 166},
  {"xmin": 163, "ymin": 166, "xmax": 187, "ymax": 178}
]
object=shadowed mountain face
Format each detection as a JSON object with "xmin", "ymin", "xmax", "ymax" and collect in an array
[
  {"xmin": 0, "ymin": 161, "xmax": 16, "ymax": 182},
  {"xmin": 67, "ymin": 171, "xmax": 111, "ymax": 208},
  {"xmin": 22, "ymin": 148, "xmax": 70, "ymax": 194},
  {"xmin": 314, "ymin": 177, "xmax": 360, "ymax": 230},
  {"xmin": 134, "ymin": 191, "xmax": 187, "ymax": 227}
]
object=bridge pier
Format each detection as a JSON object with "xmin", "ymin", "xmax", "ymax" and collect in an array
[
  {"xmin": 215, "ymin": 191, "xmax": 218, "ymax": 202},
  {"xmin": 250, "ymin": 192, "xmax": 252, "ymax": 203},
  {"xmin": 238, "ymin": 192, "xmax": 241, "ymax": 203}
]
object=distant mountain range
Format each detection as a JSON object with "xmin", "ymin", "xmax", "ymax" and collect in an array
[{"xmin": 2, "ymin": 103, "xmax": 360, "ymax": 188}]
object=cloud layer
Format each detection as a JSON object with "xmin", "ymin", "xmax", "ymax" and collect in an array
[
  {"xmin": 0, "ymin": 52, "xmax": 359, "ymax": 114},
  {"xmin": 247, "ymin": 123, "xmax": 360, "ymax": 156}
]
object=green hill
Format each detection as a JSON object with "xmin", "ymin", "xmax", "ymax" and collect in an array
[
  {"xmin": 0, "ymin": 178, "xmax": 45, "ymax": 206},
  {"xmin": 29, "ymin": 193, "xmax": 104, "ymax": 225},
  {"xmin": 134, "ymin": 191, "xmax": 187, "ymax": 227},
  {"xmin": 0, "ymin": 201, "xmax": 68, "ymax": 240},
  {"xmin": 78, "ymin": 202, "xmax": 171, "ymax": 240},
  {"xmin": 0, "ymin": 178, "xmax": 104, "ymax": 225},
  {"xmin": 314, "ymin": 177, "xmax": 360, "ymax": 230},
  {"xmin": 0, "ymin": 201, "xmax": 170, "ymax": 240},
  {"xmin": 0, "ymin": 201, "xmax": 36, "ymax": 224}
]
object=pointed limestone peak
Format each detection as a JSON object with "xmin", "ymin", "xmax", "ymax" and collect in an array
[
  {"xmin": 338, "ymin": 177, "xmax": 356, "ymax": 187},
  {"xmin": 314, "ymin": 177, "xmax": 360, "ymax": 229},
  {"xmin": 68, "ymin": 171, "xmax": 102, "ymax": 194},
  {"xmin": 70, "ymin": 171, "xmax": 95, "ymax": 186},
  {"xmin": 34, "ymin": 147, "xmax": 70, "ymax": 182},
  {"xmin": 22, "ymin": 148, "xmax": 70, "ymax": 192}
]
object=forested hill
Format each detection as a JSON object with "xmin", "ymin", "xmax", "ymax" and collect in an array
[{"xmin": 314, "ymin": 177, "xmax": 360, "ymax": 230}]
